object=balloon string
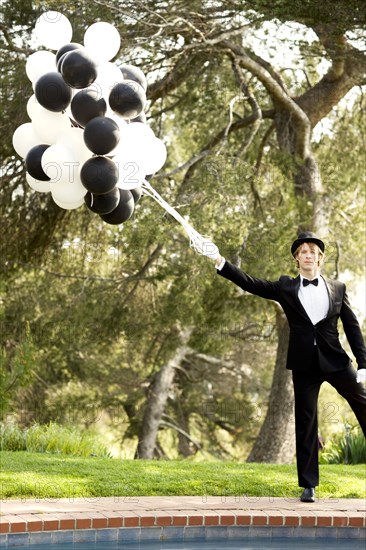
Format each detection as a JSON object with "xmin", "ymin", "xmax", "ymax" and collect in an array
[{"xmin": 141, "ymin": 180, "xmax": 212, "ymax": 255}]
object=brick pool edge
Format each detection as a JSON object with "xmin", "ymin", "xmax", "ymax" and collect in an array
[{"xmin": 0, "ymin": 496, "xmax": 365, "ymax": 546}]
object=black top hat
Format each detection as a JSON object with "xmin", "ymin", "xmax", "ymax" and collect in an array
[{"xmin": 291, "ymin": 231, "xmax": 325, "ymax": 256}]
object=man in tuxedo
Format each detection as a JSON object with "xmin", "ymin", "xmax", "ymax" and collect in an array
[{"xmin": 203, "ymin": 231, "xmax": 366, "ymax": 502}]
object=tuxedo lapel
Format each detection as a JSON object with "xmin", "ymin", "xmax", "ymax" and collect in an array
[
  {"xmin": 323, "ymin": 276, "xmax": 336, "ymax": 318},
  {"xmin": 291, "ymin": 275, "xmax": 312, "ymax": 321}
]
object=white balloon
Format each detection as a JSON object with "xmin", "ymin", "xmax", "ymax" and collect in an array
[
  {"xmin": 41, "ymin": 144, "xmax": 80, "ymax": 184},
  {"xmin": 94, "ymin": 61, "xmax": 124, "ymax": 96},
  {"xmin": 25, "ymin": 51, "xmax": 57, "ymax": 83},
  {"xmin": 122, "ymin": 122, "xmax": 155, "ymax": 149},
  {"xmin": 52, "ymin": 195, "xmax": 85, "ymax": 210},
  {"xmin": 92, "ymin": 61, "xmax": 124, "ymax": 117},
  {"xmin": 142, "ymin": 138, "xmax": 167, "ymax": 175},
  {"xmin": 63, "ymin": 87, "xmax": 78, "ymax": 120},
  {"xmin": 112, "ymin": 122, "xmax": 156, "ymax": 189},
  {"xmin": 106, "ymin": 115, "xmax": 128, "ymax": 155},
  {"xmin": 32, "ymin": 106, "xmax": 71, "ymax": 144},
  {"xmin": 115, "ymin": 152, "xmax": 146, "ymax": 191},
  {"xmin": 113, "ymin": 123, "xmax": 166, "ymax": 185},
  {"xmin": 56, "ymin": 127, "xmax": 92, "ymax": 165},
  {"xmin": 34, "ymin": 11, "xmax": 73, "ymax": 50},
  {"xmin": 108, "ymin": 113, "xmax": 128, "ymax": 132},
  {"xmin": 26, "ymin": 95, "xmax": 40, "ymax": 119},
  {"xmin": 12, "ymin": 123, "xmax": 41, "ymax": 158},
  {"xmin": 26, "ymin": 172, "xmax": 51, "ymax": 193},
  {"xmin": 51, "ymin": 177, "xmax": 86, "ymax": 205},
  {"xmin": 84, "ymin": 22, "xmax": 121, "ymax": 62}
]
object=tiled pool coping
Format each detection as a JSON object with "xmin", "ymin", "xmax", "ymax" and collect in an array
[{"xmin": 0, "ymin": 496, "xmax": 365, "ymax": 546}]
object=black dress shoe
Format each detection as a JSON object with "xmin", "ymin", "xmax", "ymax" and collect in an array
[{"xmin": 300, "ymin": 488, "xmax": 315, "ymax": 502}]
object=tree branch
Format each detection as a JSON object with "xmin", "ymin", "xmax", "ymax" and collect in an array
[
  {"xmin": 160, "ymin": 418, "xmax": 201, "ymax": 449},
  {"xmin": 229, "ymin": 54, "xmax": 263, "ymax": 158},
  {"xmin": 296, "ymin": 26, "xmax": 366, "ymax": 125},
  {"xmin": 0, "ymin": 25, "xmax": 33, "ymax": 55},
  {"xmin": 222, "ymin": 40, "xmax": 312, "ymax": 159},
  {"xmin": 118, "ymin": 244, "xmax": 163, "ymax": 307},
  {"xmin": 313, "ymin": 25, "xmax": 348, "ymax": 81},
  {"xmin": 158, "ymin": 110, "xmax": 273, "ymax": 182}
]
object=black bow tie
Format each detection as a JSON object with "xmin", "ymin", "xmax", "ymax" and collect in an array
[{"xmin": 303, "ymin": 278, "xmax": 318, "ymax": 287}]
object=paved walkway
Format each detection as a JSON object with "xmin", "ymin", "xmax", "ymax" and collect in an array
[{"xmin": 1, "ymin": 495, "xmax": 365, "ymax": 533}]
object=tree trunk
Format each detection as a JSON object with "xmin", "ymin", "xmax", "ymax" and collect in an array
[
  {"xmin": 247, "ymin": 305, "xmax": 295, "ymax": 463},
  {"xmin": 175, "ymin": 402, "xmax": 196, "ymax": 458},
  {"xmin": 135, "ymin": 328, "xmax": 191, "ymax": 459}
]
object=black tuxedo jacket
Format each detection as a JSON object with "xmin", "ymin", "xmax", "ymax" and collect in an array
[{"xmin": 218, "ymin": 261, "xmax": 366, "ymax": 373}]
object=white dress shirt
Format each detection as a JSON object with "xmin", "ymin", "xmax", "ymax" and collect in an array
[
  {"xmin": 216, "ymin": 257, "xmax": 226, "ymax": 271},
  {"xmin": 298, "ymin": 274, "xmax": 329, "ymax": 326}
]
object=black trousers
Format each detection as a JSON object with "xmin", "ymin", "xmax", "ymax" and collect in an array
[{"xmin": 292, "ymin": 347, "xmax": 366, "ymax": 488}]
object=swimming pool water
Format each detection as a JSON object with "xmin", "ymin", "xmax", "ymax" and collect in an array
[{"xmin": 7, "ymin": 538, "xmax": 365, "ymax": 550}]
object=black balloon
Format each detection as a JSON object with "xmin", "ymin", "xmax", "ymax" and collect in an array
[
  {"xmin": 71, "ymin": 89, "xmax": 107, "ymax": 127},
  {"xmin": 25, "ymin": 144, "xmax": 50, "ymax": 181},
  {"xmin": 34, "ymin": 72, "xmax": 72, "ymax": 112},
  {"xmin": 100, "ymin": 189, "xmax": 134, "ymax": 225},
  {"xmin": 80, "ymin": 156, "xmax": 118, "ymax": 195},
  {"xmin": 83, "ymin": 116, "xmax": 120, "ymax": 155},
  {"xmin": 130, "ymin": 186, "xmax": 142, "ymax": 204},
  {"xmin": 84, "ymin": 187, "xmax": 120, "ymax": 214},
  {"xmin": 56, "ymin": 52, "xmax": 69, "ymax": 72},
  {"xmin": 109, "ymin": 80, "xmax": 146, "ymax": 119},
  {"xmin": 120, "ymin": 64, "xmax": 147, "ymax": 91},
  {"xmin": 61, "ymin": 50, "xmax": 98, "ymax": 89},
  {"xmin": 56, "ymin": 42, "xmax": 84, "ymax": 64}
]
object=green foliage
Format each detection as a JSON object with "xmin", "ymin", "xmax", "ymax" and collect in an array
[
  {"xmin": 0, "ymin": 324, "xmax": 37, "ymax": 420},
  {"xmin": 0, "ymin": 423, "xmax": 26, "ymax": 451},
  {"xmin": 246, "ymin": 0, "xmax": 366, "ymax": 32},
  {"xmin": 320, "ymin": 426, "xmax": 366, "ymax": 465},
  {"xmin": 0, "ymin": 451, "xmax": 364, "ymax": 499},
  {"xmin": 315, "ymin": 105, "xmax": 366, "ymax": 278},
  {"xmin": 0, "ymin": 422, "xmax": 111, "ymax": 457}
]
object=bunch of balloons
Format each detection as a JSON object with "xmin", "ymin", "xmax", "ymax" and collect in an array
[{"xmin": 12, "ymin": 11, "xmax": 167, "ymax": 225}]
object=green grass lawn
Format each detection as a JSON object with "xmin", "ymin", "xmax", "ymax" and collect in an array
[{"xmin": 0, "ymin": 451, "xmax": 365, "ymax": 500}]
